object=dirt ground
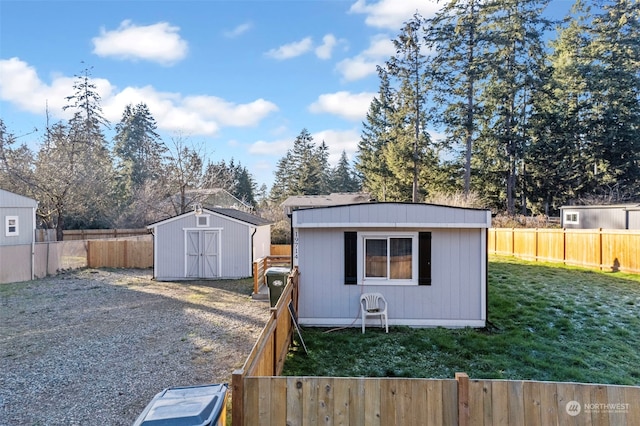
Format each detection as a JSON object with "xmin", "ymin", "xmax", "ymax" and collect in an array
[{"xmin": 0, "ymin": 268, "xmax": 270, "ymax": 425}]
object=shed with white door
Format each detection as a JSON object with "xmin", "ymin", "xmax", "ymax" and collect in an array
[
  {"xmin": 147, "ymin": 207, "xmax": 271, "ymax": 281},
  {"xmin": 291, "ymin": 202, "xmax": 491, "ymax": 328}
]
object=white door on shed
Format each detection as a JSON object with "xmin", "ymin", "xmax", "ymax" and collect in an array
[{"xmin": 186, "ymin": 230, "xmax": 220, "ymax": 278}]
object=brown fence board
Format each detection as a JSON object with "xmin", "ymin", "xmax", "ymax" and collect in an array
[
  {"xmin": 491, "ymin": 381, "xmax": 509, "ymax": 426},
  {"xmin": 513, "ymin": 229, "xmax": 538, "ymax": 261}
]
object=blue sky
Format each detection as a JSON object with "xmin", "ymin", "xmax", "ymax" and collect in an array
[{"xmin": 0, "ymin": 0, "xmax": 573, "ymax": 188}]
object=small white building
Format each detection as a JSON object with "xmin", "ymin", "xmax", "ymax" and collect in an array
[
  {"xmin": 0, "ymin": 189, "xmax": 38, "ymax": 283},
  {"xmin": 147, "ymin": 207, "xmax": 271, "ymax": 281},
  {"xmin": 291, "ymin": 202, "xmax": 491, "ymax": 328}
]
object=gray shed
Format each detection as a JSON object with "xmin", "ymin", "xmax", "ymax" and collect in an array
[
  {"xmin": 291, "ymin": 202, "xmax": 491, "ymax": 328},
  {"xmin": 560, "ymin": 204, "xmax": 640, "ymax": 229},
  {"xmin": 147, "ymin": 207, "xmax": 271, "ymax": 281},
  {"xmin": 0, "ymin": 189, "xmax": 38, "ymax": 283},
  {"xmin": 0, "ymin": 189, "xmax": 37, "ymax": 247}
]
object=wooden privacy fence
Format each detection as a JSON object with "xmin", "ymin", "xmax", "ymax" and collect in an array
[
  {"xmin": 489, "ymin": 228, "xmax": 640, "ymax": 274},
  {"xmin": 270, "ymin": 244, "xmax": 292, "ymax": 256},
  {"xmin": 63, "ymin": 228, "xmax": 149, "ymax": 240},
  {"xmin": 237, "ymin": 373, "xmax": 640, "ymax": 426},
  {"xmin": 252, "ymin": 255, "xmax": 292, "ymax": 295},
  {"xmin": 87, "ymin": 238, "xmax": 153, "ymax": 268},
  {"xmin": 233, "ymin": 268, "xmax": 299, "ymax": 426}
]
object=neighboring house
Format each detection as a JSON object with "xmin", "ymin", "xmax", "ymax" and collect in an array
[
  {"xmin": 282, "ymin": 193, "xmax": 374, "ymax": 215},
  {"xmin": 162, "ymin": 188, "xmax": 254, "ymax": 216},
  {"xmin": 0, "ymin": 189, "xmax": 38, "ymax": 283},
  {"xmin": 291, "ymin": 202, "xmax": 491, "ymax": 328},
  {"xmin": 147, "ymin": 207, "xmax": 271, "ymax": 281},
  {"xmin": 560, "ymin": 204, "xmax": 640, "ymax": 230}
]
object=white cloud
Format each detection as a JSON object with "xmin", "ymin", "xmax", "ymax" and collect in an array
[
  {"xmin": 0, "ymin": 58, "xmax": 277, "ymax": 136},
  {"xmin": 248, "ymin": 138, "xmax": 291, "ymax": 156},
  {"xmin": 248, "ymin": 128, "xmax": 360, "ymax": 165},
  {"xmin": 349, "ymin": 0, "xmax": 440, "ymax": 30},
  {"xmin": 311, "ymin": 129, "xmax": 361, "ymax": 164},
  {"xmin": 335, "ymin": 34, "xmax": 394, "ymax": 82},
  {"xmin": 224, "ymin": 22, "xmax": 253, "ymax": 38},
  {"xmin": 315, "ymin": 34, "xmax": 338, "ymax": 60},
  {"xmin": 92, "ymin": 20, "xmax": 188, "ymax": 65},
  {"xmin": 0, "ymin": 57, "xmax": 111, "ymax": 120},
  {"xmin": 265, "ymin": 37, "xmax": 313, "ymax": 60},
  {"xmin": 309, "ymin": 91, "xmax": 375, "ymax": 121}
]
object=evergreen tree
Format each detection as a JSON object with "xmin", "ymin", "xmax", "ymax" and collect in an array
[
  {"xmin": 330, "ymin": 150, "xmax": 361, "ymax": 193},
  {"xmin": 527, "ymin": 10, "xmax": 594, "ymax": 213},
  {"xmin": 584, "ymin": 0, "xmax": 640, "ymax": 199},
  {"xmin": 356, "ymin": 67, "xmax": 395, "ymax": 201},
  {"xmin": 426, "ymin": 0, "xmax": 485, "ymax": 195},
  {"xmin": 288, "ymin": 129, "xmax": 324, "ymax": 196},
  {"xmin": 386, "ymin": 12, "xmax": 431, "ymax": 202},
  {"xmin": 112, "ymin": 103, "xmax": 166, "ymax": 226},
  {"xmin": 475, "ymin": 0, "xmax": 551, "ymax": 213}
]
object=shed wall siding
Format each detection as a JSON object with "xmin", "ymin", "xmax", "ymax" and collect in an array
[
  {"xmin": 209, "ymin": 214, "xmax": 252, "ymax": 278},
  {"xmin": 564, "ymin": 208, "xmax": 627, "ymax": 229},
  {"xmin": 252, "ymin": 225, "xmax": 271, "ymax": 260},
  {"xmin": 294, "ymin": 204, "xmax": 489, "ymax": 228},
  {"xmin": 296, "ymin": 227, "xmax": 484, "ymax": 326},
  {"xmin": 0, "ymin": 207, "xmax": 35, "ymax": 246},
  {"xmin": 629, "ymin": 211, "xmax": 640, "ymax": 230}
]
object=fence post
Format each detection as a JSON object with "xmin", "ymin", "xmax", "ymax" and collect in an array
[
  {"xmin": 455, "ymin": 372, "xmax": 469, "ymax": 426},
  {"xmin": 231, "ymin": 369, "xmax": 244, "ymax": 426}
]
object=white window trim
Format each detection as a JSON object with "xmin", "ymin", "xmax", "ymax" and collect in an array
[
  {"xmin": 357, "ymin": 231, "xmax": 419, "ymax": 286},
  {"xmin": 196, "ymin": 214, "xmax": 210, "ymax": 227},
  {"xmin": 564, "ymin": 211, "xmax": 579, "ymax": 225},
  {"xmin": 5, "ymin": 216, "xmax": 19, "ymax": 237}
]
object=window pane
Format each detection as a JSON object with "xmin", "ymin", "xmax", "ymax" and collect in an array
[
  {"xmin": 390, "ymin": 238, "xmax": 412, "ymax": 279},
  {"xmin": 365, "ymin": 239, "xmax": 387, "ymax": 277}
]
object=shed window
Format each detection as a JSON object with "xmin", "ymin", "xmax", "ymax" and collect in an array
[
  {"xmin": 344, "ymin": 231, "xmax": 431, "ymax": 286},
  {"xmin": 196, "ymin": 215, "xmax": 210, "ymax": 227},
  {"xmin": 5, "ymin": 216, "xmax": 19, "ymax": 236},
  {"xmin": 365, "ymin": 237, "xmax": 412, "ymax": 279},
  {"xmin": 564, "ymin": 212, "xmax": 579, "ymax": 225}
]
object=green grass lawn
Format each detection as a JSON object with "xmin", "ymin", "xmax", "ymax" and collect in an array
[{"xmin": 282, "ymin": 256, "xmax": 640, "ymax": 386}]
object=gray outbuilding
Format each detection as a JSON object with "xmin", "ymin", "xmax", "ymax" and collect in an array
[
  {"xmin": 291, "ymin": 202, "xmax": 491, "ymax": 328},
  {"xmin": 560, "ymin": 204, "xmax": 640, "ymax": 229},
  {"xmin": 147, "ymin": 207, "xmax": 271, "ymax": 281},
  {"xmin": 0, "ymin": 188, "xmax": 37, "ymax": 247},
  {"xmin": 0, "ymin": 189, "xmax": 38, "ymax": 283}
]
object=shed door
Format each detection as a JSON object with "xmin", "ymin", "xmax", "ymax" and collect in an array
[
  {"xmin": 202, "ymin": 231, "xmax": 219, "ymax": 278},
  {"xmin": 186, "ymin": 230, "xmax": 220, "ymax": 278}
]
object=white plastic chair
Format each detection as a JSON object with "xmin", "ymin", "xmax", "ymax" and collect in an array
[{"xmin": 360, "ymin": 293, "xmax": 388, "ymax": 333}]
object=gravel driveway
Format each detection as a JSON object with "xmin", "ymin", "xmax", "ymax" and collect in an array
[{"xmin": 0, "ymin": 268, "xmax": 270, "ymax": 425}]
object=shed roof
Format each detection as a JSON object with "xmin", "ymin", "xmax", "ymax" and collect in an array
[
  {"xmin": 561, "ymin": 204, "xmax": 640, "ymax": 211},
  {"xmin": 292, "ymin": 202, "xmax": 491, "ymax": 229},
  {"xmin": 206, "ymin": 207, "xmax": 271, "ymax": 226},
  {"xmin": 147, "ymin": 207, "xmax": 270, "ymax": 229},
  {"xmin": 282, "ymin": 193, "xmax": 374, "ymax": 214},
  {"xmin": 0, "ymin": 189, "xmax": 38, "ymax": 208}
]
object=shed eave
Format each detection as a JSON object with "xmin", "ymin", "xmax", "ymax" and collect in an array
[{"xmin": 292, "ymin": 222, "xmax": 490, "ymax": 229}]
